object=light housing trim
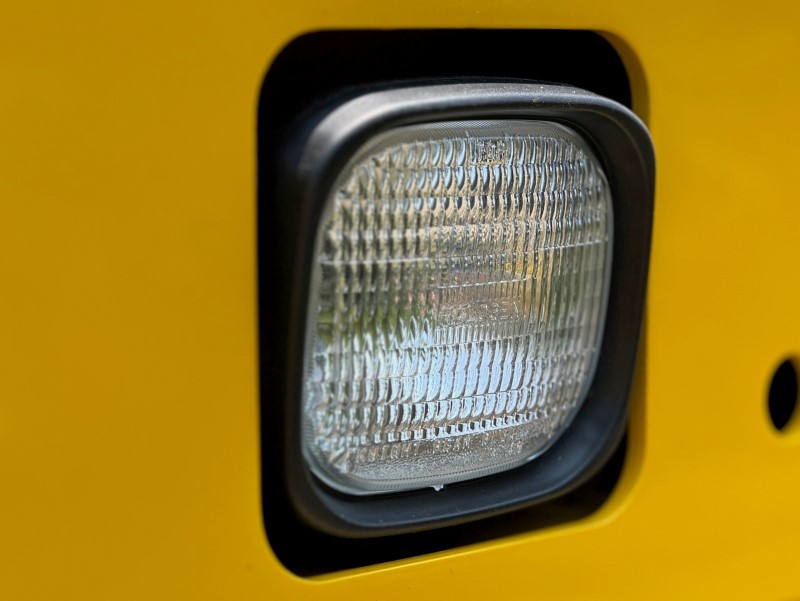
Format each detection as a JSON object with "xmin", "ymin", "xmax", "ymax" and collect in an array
[{"xmin": 277, "ymin": 82, "xmax": 654, "ymax": 537}]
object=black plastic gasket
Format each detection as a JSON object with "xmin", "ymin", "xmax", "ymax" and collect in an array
[{"xmin": 272, "ymin": 83, "xmax": 654, "ymax": 538}]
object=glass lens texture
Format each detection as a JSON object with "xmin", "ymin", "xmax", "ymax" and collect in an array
[{"xmin": 303, "ymin": 120, "xmax": 612, "ymax": 494}]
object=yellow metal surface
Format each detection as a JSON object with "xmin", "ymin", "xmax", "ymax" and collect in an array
[{"xmin": 3, "ymin": 0, "xmax": 800, "ymax": 599}]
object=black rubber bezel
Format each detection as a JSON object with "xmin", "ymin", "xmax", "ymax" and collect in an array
[{"xmin": 277, "ymin": 82, "xmax": 654, "ymax": 538}]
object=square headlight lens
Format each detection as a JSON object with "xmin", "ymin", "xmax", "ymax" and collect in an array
[{"xmin": 303, "ymin": 120, "xmax": 612, "ymax": 495}]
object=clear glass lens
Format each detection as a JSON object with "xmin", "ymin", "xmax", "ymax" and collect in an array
[{"xmin": 303, "ymin": 120, "xmax": 613, "ymax": 494}]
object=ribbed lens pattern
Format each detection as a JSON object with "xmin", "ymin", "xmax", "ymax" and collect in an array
[{"xmin": 303, "ymin": 120, "xmax": 612, "ymax": 494}]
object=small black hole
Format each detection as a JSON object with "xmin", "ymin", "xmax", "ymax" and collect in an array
[{"xmin": 769, "ymin": 359, "xmax": 798, "ymax": 432}]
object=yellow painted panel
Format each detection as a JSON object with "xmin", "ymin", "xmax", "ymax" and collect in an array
[{"xmin": 3, "ymin": 0, "xmax": 800, "ymax": 599}]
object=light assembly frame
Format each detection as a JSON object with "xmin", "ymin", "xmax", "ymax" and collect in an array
[{"xmin": 272, "ymin": 82, "xmax": 655, "ymax": 538}]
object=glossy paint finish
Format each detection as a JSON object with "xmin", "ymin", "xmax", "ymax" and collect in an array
[{"xmin": 3, "ymin": 1, "xmax": 800, "ymax": 599}]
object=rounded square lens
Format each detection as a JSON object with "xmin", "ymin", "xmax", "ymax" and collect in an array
[{"xmin": 302, "ymin": 120, "xmax": 613, "ymax": 495}]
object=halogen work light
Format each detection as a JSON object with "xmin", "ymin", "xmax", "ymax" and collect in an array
[
  {"xmin": 305, "ymin": 120, "xmax": 612, "ymax": 494},
  {"xmin": 274, "ymin": 82, "xmax": 654, "ymax": 537}
]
